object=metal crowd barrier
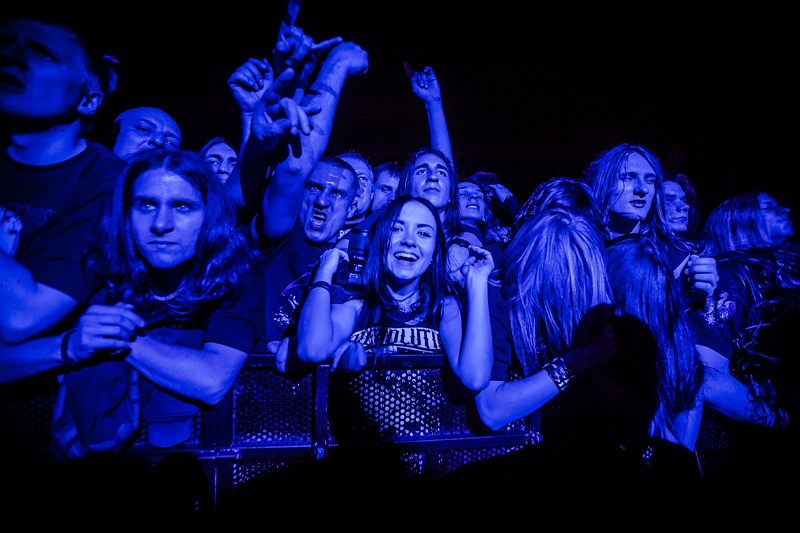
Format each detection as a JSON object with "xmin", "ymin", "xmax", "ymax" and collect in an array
[{"xmin": 1, "ymin": 353, "xmax": 537, "ymax": 513}]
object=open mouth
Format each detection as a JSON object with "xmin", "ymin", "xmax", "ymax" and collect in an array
[
  {"xmin": 310, "ymin": 210, "xmax": 327, "ymax": 229},
  {"xmin": 394, "ymin": 251, "xmax": 419, "ymax": 263},
  {"xmin": 630, "ymin": 200, "xmax": 647, "ymax": 208}
]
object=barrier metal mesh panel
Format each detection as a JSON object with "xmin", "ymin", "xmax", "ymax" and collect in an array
[
  {"xmin": 327, "ymin": 367, "xmax": 527, "ymax": 478},
  {"xmin": 229, "ymin": 368, "xmax": 316, "ymax": 487},
  {"xmin": 232, "ymin": 368, "xmax": 314, "ymax": 445}
]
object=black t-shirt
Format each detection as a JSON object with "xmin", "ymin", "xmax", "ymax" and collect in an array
[
  {"xmin": 0, "ymin": 142, "xmax": 125, "ymax": 304},
  {"xmin": 257, "ymin": 221, "xmax": 334, "ymax": 347}
]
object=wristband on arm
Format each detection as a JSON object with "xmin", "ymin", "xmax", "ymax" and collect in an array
[{"xmin": 543, "ymin": 357, "xmax": 575, "ymax": 392}]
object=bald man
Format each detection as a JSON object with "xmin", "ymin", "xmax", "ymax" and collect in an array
[{"xmin": 112, "ymin": 107, "xmax": 182, "ymax": 160}]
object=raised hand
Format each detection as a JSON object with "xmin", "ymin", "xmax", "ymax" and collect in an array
[
  {"xmin": 250, "ymin": 68, "xmax": 321, "ymax": 141},
  {"xmin": 315, "ymin": 247, "xmax": 349, "ymax": 282},
  {"xmin": 274, "ymin": 25, "xmax": 343, "ymax": 78},
  {"xmin": 66, "ymin": 303, "xmax": 146, "ymax": 364},
  {"xmin": 273, "ymin": 0, "xmax": 343, "ymax": 96},
  {"xmin": 488, "ymin": 183, "xmax": 514, "ymax": 204},
  {"xmin": 460, "ymin": 245, "xmax": 495, "ymax": 283},
  {"xmin": 404, "ymin": 63, "xmax": 442, "ymax": 104},
  {"xmin": 324, "ymin": 41, "xmax": 369, "ymax": 78},
  {"xmin": 228, "ymin": 58, "xmax": 274, "ymax": 114},
  {"xmin": 684, "ymin": 255, "xmax": 719, "ymax": 298}
]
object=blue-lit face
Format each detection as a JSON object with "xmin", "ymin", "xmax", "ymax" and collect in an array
[
  {"xmin": 0, "ymin": 20, "xmax": 91, "ymax": 120},
  {"xmin": 300, "ymin": 162, "xmax": 357, "ymax": 243},
  {"xmin": 759, "ymin": 193, "xmax": 794, "ymax": 244},
  {"xmin": 372, "ymin": 169, "xmax": 399, "ymax": 212},
  {"xmin": 387, "ymin": 201, "xmax": 437, "ymax": 287},
  {"xmin": 458, "ymin": 182, "xmax": 486, "ymax": 224},
  {"xmin": 339, "ymin": 155, "xmax": 373, "ymax": 218},
  {"xmin": 203, "ymin": 142, "xmax": 237, "ymax": 184},
  {"xmin": 663, "ymin": 181, "xmax": 689, "ymax": 234},
  {"xmin": 608, "ymin": 153, "xmax": 656, "ymax": 232},
  {"xmin": 410, "ymin": 152, "xmax": 452, "ymax": 210},
  {"xmin": 131, "ymin": 169, "xmax": 205, "ymax": 269},
  {"xmin": 113, "ymin": 107, "xmax": 182, "ymax": 161}
]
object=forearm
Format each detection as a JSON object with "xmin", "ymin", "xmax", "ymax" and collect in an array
[
  {"xmin": 0, "ymin": 334, "xmax": 64, "ymax": 385},
  {"xmin": 126, "ymin": 336, "xmax": 247, "ymax": 406},
  {"xmin": 223, "ymin": 113, "xmax": 257, "ymax": 209},
  {"xmin": 476, "ymin": 375, "xmax": 559, "ymax": 431},
  {"xmin": 0, "ymin": 254, "xmax": 76, "ymax": 343},
  {"xmin": 260, "ymin": 156, "xmax": 307, "ymax": 240},
  {"xmin": 697, "ymin": 344, "xmax": 784, "ymax": 427},
  {"xmin": 296, "ymin": 287, "xmax": 339, "ymax": 363},
  {"xmin": 456, "ymin": 279, "xmax": 493, "ymax": 390},
  {"xmin": 301, "ymin": 60, "xmax": 349, "ymax": 158},
  {"xmin": 425, "ymin": 100, "xmax": 452, "ymax": 161},
  {"xmin": 670, "ymin": 399, "xmax": 704, "ymax": 451},
  {"xmin": 240, "ymin": 111, "xmax": 254, "ymax": 149},
  {"xmin": 233, "ymin": 133, "xmax": 285, "ymax": 227}
]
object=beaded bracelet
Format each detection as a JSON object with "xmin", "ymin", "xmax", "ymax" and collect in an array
[
  {"xmin": 542, "ymin": 357, "xmax": 574, "ymax": 392},
  {"xmin": 60, "ymin": 329, "xmax": 80, "ymax": 367},
  {"xmin": 308, "ymin": 280, "xmax": 333, "ymax": 293}
]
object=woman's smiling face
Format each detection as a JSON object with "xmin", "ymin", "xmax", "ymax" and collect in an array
[{"xmin": 386, "ymin": 200, "xmax": 437, "ymax": 284}]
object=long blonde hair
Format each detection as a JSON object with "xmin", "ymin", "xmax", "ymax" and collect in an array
[{"xmin": 503, "ymin": 208, "xmax": 612, "ymax": 375}]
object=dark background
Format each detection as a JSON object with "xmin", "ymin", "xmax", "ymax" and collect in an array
[{"xmin": 49, "ymin": 1, "xmax": 797, "ymax": 220}]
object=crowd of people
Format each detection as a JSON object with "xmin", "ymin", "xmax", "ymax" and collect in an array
[{"xmin": 1, "ymin": 3, "xmax": 798, "ymax": 522}]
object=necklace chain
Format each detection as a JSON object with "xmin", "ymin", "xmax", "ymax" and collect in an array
[{"xmin": 393, "ymin": 291, "xmax": 419, "ymax": 312}]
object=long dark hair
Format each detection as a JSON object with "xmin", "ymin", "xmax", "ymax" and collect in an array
[
  {"xmin": 397, "ymin": 147, "xmax": 463, "ymax": 240},
  {"xmin": 605, "ymin": 234, "xmax": 703, "ymax": 435},
  {"xmin": 701, "ymin": 190, "xmax": 772, "ymax": 256},
  {"xmin": 361, "ymin": 195, "xmax": 456, "ymax": 321},
  {"xmin": 585, "ymin": 143, "xmax": 692, "ymax": 252},
  {"xmin": 92, "ymin": 148, "xmax": 254, "ymax": 318}
]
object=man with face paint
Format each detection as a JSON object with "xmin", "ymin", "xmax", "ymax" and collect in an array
[{"xmin": 231, "ymin": 39, "xmax": 368, "ymax": 364}]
